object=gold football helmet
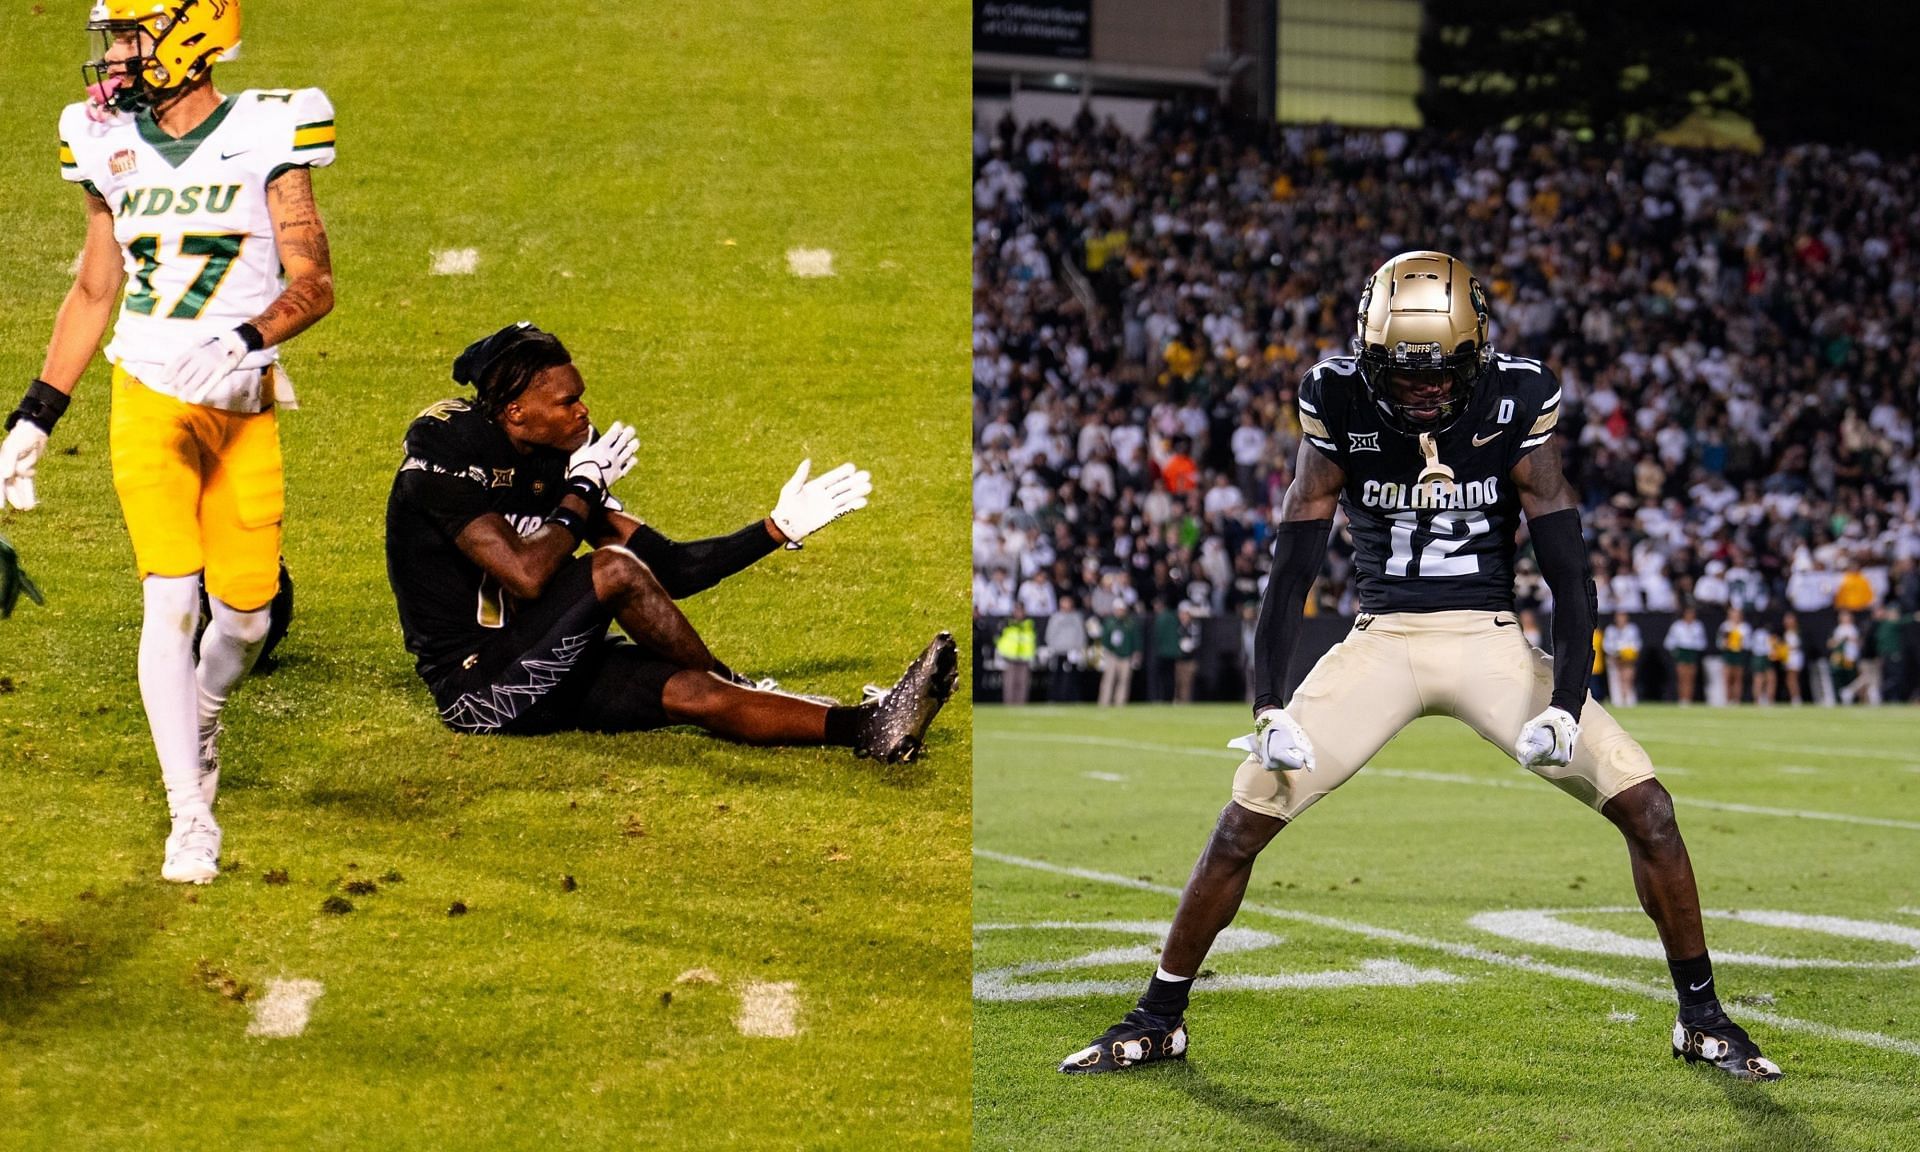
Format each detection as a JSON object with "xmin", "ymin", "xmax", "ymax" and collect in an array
[
  {"xmin": 1352, "ymin": 250, "xmax": 1492, "ymax": 435},
  {"xmin": 85, "ymin": 0, "xmax": 241, "ymax": 112}
]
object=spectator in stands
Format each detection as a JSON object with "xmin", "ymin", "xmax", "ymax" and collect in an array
[
  {"xmin": 1750, "ymin": 620, "xmax": 1776, "ymax": 706},
  {"xmin": 1604, "ymin": 610, "xmax": 1642, "ymax": 707},
  {"xmin": 1717, "ymin": 605, "xmax": 1751, "ymax": 705},
  {"xmin": 1780, "ymin": 612, "xmax": 1806, "ymax": 705},
  {"xmin": 996, "ymin": 605, "xmax": 1036, "ymax": 706},
  {"xmin": 1044, "ymin": 594, "xmax": 1088, "ymax": 703},
  {"xmin": 1096, "ymin": 601, "xmax": 1142, "ymax": 707},
  {"xmin": 1830, "ymin": 611, "xmax": 1863, "ymax": 703},
  {"xmin": 1173, "ymin": 604, "xmax": 1202, "ymax": 704},
  {"xmin": 1666, "ymin": 604, "xmax": 1707, "ymax": 706},
  {"xmin": 1864, "ymin": 603, "xmax": 1907, "ymax": 704}
]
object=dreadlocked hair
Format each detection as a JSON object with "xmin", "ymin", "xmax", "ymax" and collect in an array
[{"xmin": 462, "ymin": 331, "xmax": 572, "ymax": 419}]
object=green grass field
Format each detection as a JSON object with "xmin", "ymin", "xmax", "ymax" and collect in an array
[
  {"xmin": 0, "ymin": 3, "xmax": 969, "ymax": 1147},
  {"xmin": 975, "ymin": 704, "xmax": 1920, "ymax": 1151}
]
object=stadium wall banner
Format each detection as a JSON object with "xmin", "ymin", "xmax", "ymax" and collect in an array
[
  {"xmin": 972, "ymin": 609, "xmax": 1905, "ymax": 706},
  {"xmin": 974, "ymin": 0, "xmax": 1091, "ymax": 59}
]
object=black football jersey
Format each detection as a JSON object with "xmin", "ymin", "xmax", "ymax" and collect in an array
[
  {"xmin": 1297, "ymin": 353, "xmax": 1563, "ymax": 613},
  {"xmin": 384, "ymin": 399, "xmax": 586, "ymax": 680}
]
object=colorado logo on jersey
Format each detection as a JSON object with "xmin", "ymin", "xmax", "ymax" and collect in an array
[{"xmin": 1361, "ymin": 477, "xmax": 1502, "ymax": 511}]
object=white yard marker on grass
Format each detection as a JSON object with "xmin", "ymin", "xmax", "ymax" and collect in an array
[
  {"xmin": 1608, "ymin": 1010, "xmax": 1639, "ymax": 1023},
  {"xmin": 69, "ymin": 249, "xmax": 86, "ymax": 276},
  {"xmin": 1083, "ymin": 771, "xmax": 1126, "ymax": 783},
  {"xmin": 430, "ymin": 248, "xmax": 479, "ymax": 276},
  {"xmin": 976, "ymin": 849, "xmax": 1920, "ymax": 1059},
  {"xmin": 786, "ymin": 248, "xmax": 834, "ymax": 277},
  {"xmin": 246, "ymin": 978, "xmax": 324, "ymax": 1038},
  {"xmin": 736, "ymin": 981, "xmax": 800, "ymax": 1038}
]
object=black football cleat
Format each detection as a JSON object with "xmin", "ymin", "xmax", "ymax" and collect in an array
[
  {"xmin": 1673, "ymin": 1011, "xmax": 1782, "ymax": 1081},
  {"xmin": 854, "ymin": 631, "xmax": 958, "ymax": 763},
  {"xmin": 1059, "ymin": 1009, "xmax": 1189, "ymax": 1074}
]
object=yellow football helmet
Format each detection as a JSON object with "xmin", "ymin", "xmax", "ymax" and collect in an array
[
  {"xmin": 1352, "ymin": 250, "xmax": 1492, "ymax": 435},
  {"xmin": 85, "ymin": 0, "xmax": 241, "ymax": 111}
]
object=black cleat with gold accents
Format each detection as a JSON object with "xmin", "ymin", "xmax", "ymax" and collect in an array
[
  {"xmin": 1673, "ymin": 1008, "xmax": 1782, "ymax": 1081},
  {"xmin": 854, "ymin": 631, "xmax": 958, "ymax": 763},
  {"xmin": 1059, "ymin": 1009, "xmax": 1189, "ymax": 1074}
]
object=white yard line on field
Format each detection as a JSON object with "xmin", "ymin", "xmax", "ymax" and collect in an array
[
  {"xmin": 246, "ymin": 979, "xmax": 324, "ymax": 1038},
  {"xmin": 1082, "ymin": 771, "xmax": 1127, "ymax": 783},
  {"xmin": 736, "ymin": 981, "xmax": 800, "ymax": 1038},
  {"xmin": 980, "ymin": 731, "xmax": 1920, "ymax": 831},
  {"xmin": 1635, "ymin": 732, "xmax": 1919, "ymax": 762},
  {"xmin": 975, "ymin": 848, "xmax": 1920, "ymax": 1059}
]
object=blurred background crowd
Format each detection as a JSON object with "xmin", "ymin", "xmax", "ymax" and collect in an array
[{"xmin": 972, "ymin": 100, "xmax": 1920, "ymax": 704}]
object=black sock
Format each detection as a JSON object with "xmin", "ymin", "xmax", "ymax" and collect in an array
[
  {"xmin": 824, "ymin": 705, "xmax": 868, "ymax": 746},
  {"xmin": 1137, "ymin": 974, "xmax": 1192, "ymax": 1019},
  {"xmin": 1670, "ymin": 952, "xmax": 1718, "ymax": 1014}
]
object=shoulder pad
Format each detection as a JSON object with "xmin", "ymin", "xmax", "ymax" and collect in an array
[
  {"xmin": 248, "ymin": 86, "xmax": 335, "ymax": 171},
  {"xmin": 1493, "ymin": 356, "xmax": 1563, "ymax": 450},
  {"xmin": 57, "ymin": 103, "xmax": 105, "ymax": 185},
  {"xmin": 403, "ymin": 399, "xmax": 489, "ymax": 460},
  {"xmin": 1298, "ymin": 357, "xmax": 1358, "ymax": 458}
]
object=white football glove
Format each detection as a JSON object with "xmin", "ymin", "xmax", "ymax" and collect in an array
[
  {"xmin": 1516, "ymin": 705, "xmax": 1580, "ymax": 768},
  {"xmin": 0, "ymin": 421, "xmax": 49, "ymax": 511},
  {"xmin": 770, "ymin": 459, "xmax": 872, "ymax": 545},
  {"xmin": 1228, "ymin": 707, "xmax": 1315, "ymax": 773},
  {"xmin": 566, "ymin": 421, "xmax": 639, "ymax": 497},
  {"xmin": 165, "ymin": 328, "xmax": 252, "ymax": 406}
]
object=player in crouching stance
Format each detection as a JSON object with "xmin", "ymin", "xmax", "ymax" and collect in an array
[
  {"xmin": 1061, "ymin": 252, "xmax": 1779, "ymax": 1082},
  {"xmin": 0, "ymin": 1, "xmax": 335, "ymax": 884},
  {"xmin": 385, "ymin": 322, "xmax": 955, "ymax": 759}
]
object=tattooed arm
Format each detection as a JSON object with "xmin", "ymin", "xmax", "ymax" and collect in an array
[{"xmin": 254, "ymin": 167, "xmax": 335, "ymax": 346}]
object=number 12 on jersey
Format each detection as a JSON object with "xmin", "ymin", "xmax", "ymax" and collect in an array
[{"xmin": 1385, "ymin": 509, "xmax": 1489, "ymax": 577}]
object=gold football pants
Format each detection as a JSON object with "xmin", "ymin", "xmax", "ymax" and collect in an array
[
  {"xmin": 109, "ymin": 363, "xmax": 284, "ymax": 610},
  {"xmin": 1233, "ymin": 610, "xmax": 1656, "ymax": 822}
]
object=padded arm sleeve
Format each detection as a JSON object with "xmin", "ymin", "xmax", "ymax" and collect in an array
[
  {"xmin": 1251, "ymin": 518, "xmax": 1333, "ymax": 715},
  {"xmin": 618, "ymin": 520, "xmax": 779, "ymax": 599},
  {"xmin": 1530, "ymin": 507, "xmax": 1595, "ymax": 719}
]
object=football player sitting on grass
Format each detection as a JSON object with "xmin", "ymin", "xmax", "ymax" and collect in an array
[{"xmin": 383, "ymin": 321, "xmax": 955, "ymax": 760}]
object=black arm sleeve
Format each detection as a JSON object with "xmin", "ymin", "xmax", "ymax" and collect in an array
[
  {"xmin": 1530, "ymin": 507, "xmax": 1596, "ymax": 719},
  {"xmin": 617, "ymin": 520, "xmax": 779, "ymax": 599},
  {"xmin": 1251, "ymin": 518, "xmax": 1333, "ymax": 715}
]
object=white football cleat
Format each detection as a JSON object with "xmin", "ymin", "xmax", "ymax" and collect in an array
[
  {"xmin": 162, "ymin": 813, "xmax": 222, "ymax": 885},
  {"xmin": 198, "ymin": 721, "xmax": 223, "ymax": 808}
]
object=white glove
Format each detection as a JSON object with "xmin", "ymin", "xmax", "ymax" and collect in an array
[
  {"xmin": 0, "ymin": 421, "xmax": 49, "ymax": 511},
  {"xmin": 1516, "ymin": 705, "xmax": 1580, "ymax": 768},
  {"xmin": 566, "ymin": 421, "xmax": 639, "ymax": 497},
  {"xmin": 164, "ymin": 329, "xmax": 251, "ymax": 405},
  {"xmin": 1228, "ymin": 707, "xmax": 1315, "ymax": 773},
  {"xmin": 770, "ymin": 459, "xmax": 872, "ymax": 545}
]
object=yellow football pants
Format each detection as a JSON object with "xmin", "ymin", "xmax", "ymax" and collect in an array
[{"xmin": 109, "ymin": 363, "xmax": 284, "ymax": 610}]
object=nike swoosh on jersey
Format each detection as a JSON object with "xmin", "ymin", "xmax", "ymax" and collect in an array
[
  {"xmin": 1472, "ymin": 430, "xmax": 1503, "ymax": 446},
  {"xmin": 220, "ymin": 150, "xmax": 251, "ymax": 160}
]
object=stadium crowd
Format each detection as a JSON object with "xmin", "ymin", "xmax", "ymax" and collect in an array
[{"xmin": 973, "ymin": 99, "xmax": 1920, "ymax": 703}]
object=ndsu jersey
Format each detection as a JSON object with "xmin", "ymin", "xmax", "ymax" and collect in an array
[
  {"xmin": 58, "ymin": 88, "xmax": 336, "ymax": 385},
  {"xmin": 1297, "ymin": 353, "xmax": 1562, "ymax": 613},
  {"xmin": 385, "ymin": 400, "xmax": 595, "ymax": 679}
]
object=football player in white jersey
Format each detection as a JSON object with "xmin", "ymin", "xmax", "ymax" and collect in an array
[{"xmin": 0, "ymin": 0, "xmax": 336, "ymax": 884}]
